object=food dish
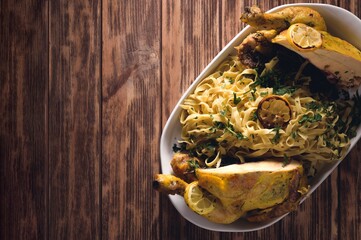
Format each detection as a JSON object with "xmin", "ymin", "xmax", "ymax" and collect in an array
[{"xmin": 160, "ymin": 4, "xmax": 361, "ymax": 231}]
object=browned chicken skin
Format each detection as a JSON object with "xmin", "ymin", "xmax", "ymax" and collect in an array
[
  {"xmin": 246, "ymin": 168, "xmax": 308, "ymax": 222},
  {"xmin": 235, "ymin": 30, "xmax": 277, "ymax": 68},
  {"xmin": 153, "ymin": 174, "xmax": 188, "ymax": 195},
  {"xmin": 170, "ymin": 152, "xmax": 203, "ymax": 182},
  {"xmin": 241, "ymin": 5, "xmax": 327, "ymax": 32}
]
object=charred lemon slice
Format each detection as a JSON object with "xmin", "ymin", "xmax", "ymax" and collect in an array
[
  {"xmin": 257, "ymin": 95, "xmax": 292, "ymax": 128},
  {"xmin": 184, "ymin": 181, "xmax": 216, "ymax": 215},
  {"xmin": 287, "ymin": 23, "xmax": 322, "ymax": 50}
]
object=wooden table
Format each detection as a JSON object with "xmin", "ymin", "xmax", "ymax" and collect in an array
[{"xmin": 1, "ymin": 0, "xmax": 360, "ymax": 239}]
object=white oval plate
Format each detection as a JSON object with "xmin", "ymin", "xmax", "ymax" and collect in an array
[{"xmin": 160, "ymin": 3, "xmax": 361, "ymax": 232}]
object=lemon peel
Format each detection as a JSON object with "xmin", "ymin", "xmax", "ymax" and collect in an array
[
  {"xmin": 184, "ymin": 181, "xmax": 216, "ymax": 215},
  {"xmin": 286, "ymin": 23, "xmax": 322, "ymax": 50}
]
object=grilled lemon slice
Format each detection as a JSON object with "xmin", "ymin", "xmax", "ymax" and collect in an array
[
  {"xmin": 257, "ymin": 95, "xmax": 292, "ymax": 128},
  {"xmin": 287, "ymin": 23, "xmax": 322, "ymax": 49},
  {"xmin": 184, "ymin": 181, "xmax": 216, "ymax": 215}
]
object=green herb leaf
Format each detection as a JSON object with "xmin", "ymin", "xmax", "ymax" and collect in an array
[
  {"xmin": 271, "ymin": 126, "xmax": 281, "ymax": 144},
  {"xmin": 251, "ymin": 70, "xmax": 298, "ymax": 95},
  {"xmin": 188, "ymin": 159, "xmax": 200, "ymax": 170},
  {"xmin": 227, "ymin": 77, "xmax": 234, "ymax": 84},
  {"xmin": 298, "ymin": 113, "xmax": 322, "ymax": 124},
  {"xmin": 273, "ymin": 86, "xmax": 297, "ymax": 95},
  {"xmin": 282, "ymin": 154, "xmax": 290, "ymax": 167},
  {"xmin": 233, "ymin": 92, "xmax": 241, "ymax": 105},
  {"xmin": 172, "ymin": 143, "xmax": 187, "ymax": 152},
  {"xmin": 213, "ymin": 120, "xmax": 245, "ymax": 140},
  {"xmin": 251, "ymin": 111, "xmax": 258, "ymax": 121}
]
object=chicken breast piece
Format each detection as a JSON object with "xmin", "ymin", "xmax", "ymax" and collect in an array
[
  {"xmin": 195, "ymin": 159, "xmax": 308, "ymax": 221},
  {"xmin": 272, "ymin": 25, "xmax": 361, "ymax": 89},
  {"xmin": 154, "ymin": 158, "xmax": 309, "ymax": 224}
]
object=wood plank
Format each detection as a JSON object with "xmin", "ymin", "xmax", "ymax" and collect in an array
[
  {"xmin": 339, "ymin": 143, "xmax": 361, "ymax": 240},
  {"xmin": 48, "ymin": 0, "xmax": 101, "ymax": 239},
  {"xmin": 101, "ymin": 0, "xmax": 161, "ymax": 239},
  {"xmin": 220, "ymin": 0, "xmax": 244, "ymax": 48},
  {"xmin": 0, "ymin": 0, "xmax": 49, "ymax": 239}
]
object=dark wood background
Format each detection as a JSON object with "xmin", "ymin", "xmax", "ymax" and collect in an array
[{"xmin": 1, "ymin": 0, "xmax": 360, "ymax": 239}]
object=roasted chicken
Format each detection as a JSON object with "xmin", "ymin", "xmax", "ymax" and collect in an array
[
  {"xmin": 154, "ymin": 159, "xmax": 309, "ymax": 224},
  {"xmin": 235, "ymin": 30, "xmax": 277, "ymax": 68},
  {"xmin": 272, "ymin": 23, "xmax": 361, "ymax": 89},
  {"xmin": 237, "ymin": 6, "xmax": 361, "ymax": 89},
  {"xmin": 241, "ymin": 5, "xmax": 327, "ymax": 32}
]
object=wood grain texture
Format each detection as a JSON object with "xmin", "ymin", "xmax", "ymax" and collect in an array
[
  {"xmin": 101, "ymin": 0, "xmax": 161, "ymax": 239},
  {"xmin": 339, "ymin": 142, "xmax": 361, "ymax": 240},
  {"xmin": 0, "ymin": 0, "xmax": 49, "ymax": 239},
  {"xmin": 0, "ymin": 0, "xmax": 360, "ymax": 239},
  {"xmin": 49, "ymin": 0, "xmax": 101, "ymax": 239}
]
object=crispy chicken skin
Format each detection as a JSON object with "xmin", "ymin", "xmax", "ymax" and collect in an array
[
  {"xmin": 246, "ymin": 169, "xmax": 308, "ymax": 222},
  {"xmin": 170, "ymin": 152, "xmax": 203, "ymax": 182},
  {"xmin": 241, "ymin": 5, "xmax": 327, "ymax": 32},
  {"xmin": 153, "ymin": 174, "xmax": 188, "ymax": 195},
  {"xmin": 235, "ymin": 30, "xmax": 277, "ymax": 68}
]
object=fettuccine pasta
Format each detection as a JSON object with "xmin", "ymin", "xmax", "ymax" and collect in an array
[{"xmin": 179, "ymin": 56, "xmax": 353, "ymax": 168}]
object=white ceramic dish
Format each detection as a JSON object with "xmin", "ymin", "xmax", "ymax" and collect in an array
[{"xmin": 160, "ymin": 3, "xmax": 361, "ymax": 232}]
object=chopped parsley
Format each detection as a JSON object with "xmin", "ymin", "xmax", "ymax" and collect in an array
[
  {"xmin": 187, "ymin": 159, "xmax": 200, "ymax": 172},
  {"xmin": 298, "ymin": 113, "xmax": 322, "ymax": 124},
  {"xmin": 250, "ymin": 70, "xmax": 298, "ymax": 96},
  {"xmin": 282, "ymin": 154, "xmax": 291, "ymax": 167},
  {"xmin": 226, "ymin": 77, "xmax": 235, "ymax": 84},
  {"xmin": 233, "ymin": 92, "xmax": 241, "ymax": 105},
  {"xmin": 271, "ymin": 126, "xmax": 281, "ymax": 144},
  {"xmin": 172, "ymin": 143, "xmax": 187, "ymax": 152},
  {"xmin": 213, "ymin": 120, "xmax": 245, "ymax": 140},
  {"xmin": 273, "ymin": 86, "xmax": 298, "ymax": 95},
  {"xmin": 251, "ymin": 111, "xmax": 258, "ymax": 121},
  {"xmin": 306, "ymin": 101, "xmax": 321, "ymax": 111}
]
